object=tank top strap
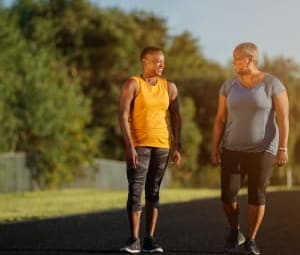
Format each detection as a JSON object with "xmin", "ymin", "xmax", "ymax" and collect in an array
[{"xmin": 130, "ymin": 76, "xmax": 142, "ymax": 94}]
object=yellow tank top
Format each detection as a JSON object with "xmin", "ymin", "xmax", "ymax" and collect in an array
[{"xmin": 129, "ymin": 76, "xmax": 170, "ymax": 148}]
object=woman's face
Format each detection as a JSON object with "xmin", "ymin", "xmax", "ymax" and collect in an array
[
  {"xmin": 233, "ymin": 49, "xmax": 251, "ymax": 75},
  {"xmin": 143, "ymin": 51, "xmax": 165, "ymax": 76}
]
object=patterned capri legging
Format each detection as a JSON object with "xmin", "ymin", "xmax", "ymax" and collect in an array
[{"xmin": 126, "ymin": 147, "xmax": 170, "ymax": 211}]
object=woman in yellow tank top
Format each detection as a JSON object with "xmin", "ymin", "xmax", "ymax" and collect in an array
[
  {"xmin": 119, "ymin": 46, "xmax": 182, "ymax": 253},
  {"xmin": 129, "ymin": 75, "xmax": 170, "ymax": 148}
]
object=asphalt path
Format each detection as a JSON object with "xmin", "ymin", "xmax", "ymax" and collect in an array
[{"xmin": 0, "ymin": 190, "xmax": 300, "ymax": 255}]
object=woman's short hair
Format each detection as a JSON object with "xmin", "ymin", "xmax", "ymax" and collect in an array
[
  {"xmin": 140, "ymin": 46, "xmax": 163, "ymax": 60},
  {"xmin": 234, "ymin": 42, "xmax": 259, "ymax": 65}
]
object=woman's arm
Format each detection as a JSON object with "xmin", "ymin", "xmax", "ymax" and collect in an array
[
  {"xmin": 273, "ymin": 91, "xmax": 289, "ymax": 167},
  {"xmin": 168, "ymin": 81, "xmax": 182, "ymax": 166},
  {"xmin": 118, "ymin": 78, "xmax": 138, "ymax": 168},
  {"xmin": 211, "ymin": 94, "xmax": 228, "ymax": 165}
]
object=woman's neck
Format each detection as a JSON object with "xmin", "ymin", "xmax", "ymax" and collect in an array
[
  {"xmin": 141, "ymin": 74, "xmax": 158, "ymax": 85},
  {"xmin": 239, "ymin": 70, "xmax": 265, "ymax": 88}
]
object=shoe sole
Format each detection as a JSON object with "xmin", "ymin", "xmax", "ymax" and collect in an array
[
  {"xmin": 142, "ymin": 248, "xmax": 164, "ymax": 253},
  {"xmin": 224, "ymin": 243, "xmax": 246, "ymax": 254},
  {"xmin": 120, "ymin": 247, "xmax": 141, "ymax": 254},
  {"xmin": 246, "ymin": 250, "xmax": 260, "ymax": 255}
]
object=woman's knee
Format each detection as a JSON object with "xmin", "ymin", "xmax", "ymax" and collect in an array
[{"xmin": 248, "ymin": 187, "xmax": 267, "ymax": 205}]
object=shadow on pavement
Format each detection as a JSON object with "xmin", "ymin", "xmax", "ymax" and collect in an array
[{"xmin": 1, "ymin": 190, "xmax": 300, "ymax": 255}]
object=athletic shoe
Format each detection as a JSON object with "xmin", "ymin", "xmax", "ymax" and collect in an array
[
  {"xmin": 142, "ymin": 237, "xmax": 164, "ymax": 253},
  {"xmin": 224, "ymin": 229, "xmax": 246, "ymax": 253},
  {"xmin": 244, "ymin": 238, "xmax": 261, "ymax": 255},
  {"xmin": 120, "ymin": 237, "xmax": 141, "ymax": 254}
]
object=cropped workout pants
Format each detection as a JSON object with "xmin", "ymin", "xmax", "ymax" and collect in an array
[
  {"xmin": 221, "ymin": 148, "xmax": 275, "ymax": 205},
  {"xmin": 126, "ymin": 147, "xmax": 169, "ymax": 212}
]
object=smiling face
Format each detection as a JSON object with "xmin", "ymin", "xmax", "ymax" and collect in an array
[
  {"xmin": 142, "ymin": 50, "xmax": 165, "ymax": 77},
  {"xmin": 232, "ymin": 42, "xmax": 259, "ymax": 76},
  {"xmin": 232, "ymin": 49, "xmax": 252, "ymax": 75}
]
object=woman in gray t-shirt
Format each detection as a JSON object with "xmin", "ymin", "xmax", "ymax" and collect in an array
[{"xmin": 211, "ymin": 42, "xmax": 289, "ymax": 255}]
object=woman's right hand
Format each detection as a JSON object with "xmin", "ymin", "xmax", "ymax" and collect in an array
[
  {"xmin": 210, "ymin": 149, "xmax": 221, "ymax": 165},
  {"xmin": 126, "ymin": 146, "xmax": 138, "ymax": 168}
]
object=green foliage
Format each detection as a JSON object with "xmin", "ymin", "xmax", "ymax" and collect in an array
[
  {"xmin": 171, "ymin": 97, "xmax": 202, "ymax": 186},
  {"xmin": 17, "ymin": 53, "xmax": 94, "ymax": 187},
  {"xmin": 0, "ymin": 12, "xmax": 21, "ymax": 151},
  {"xmin": 194, "ymin": 165, "xmax": 221, "ymax": 188},
  {"xmin": 165, "ymin": 32, "xmax": 205, "ymax": 81},
  {"xmin": 0, "ymin": 8, "xmax": 97, "ymax": 188}
]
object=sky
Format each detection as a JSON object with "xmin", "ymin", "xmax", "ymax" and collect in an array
[
  {"xmin": 95, "ymin": 0, "xmax": 300, "ymax": 66},
  {"xmin": 3, "ymin": 0, "xmax": 300, "ymax": 66}
]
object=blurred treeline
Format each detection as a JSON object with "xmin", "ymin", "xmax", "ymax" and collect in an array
[{"xmin": 0, "ymin": 0, "xmax": 299, "ymax": 188}]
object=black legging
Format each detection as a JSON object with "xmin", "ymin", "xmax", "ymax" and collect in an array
[{"xmin": 221, "ymin": 148, "xmax": 275, "ymax": 205}]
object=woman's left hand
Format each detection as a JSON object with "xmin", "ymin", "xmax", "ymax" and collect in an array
[
  {"xmin": 171, "ymin": 150, "xmax": 181, "ymax": 166},
  {"xmin": 276, "ymin": 150, "xmax": 288, "ymax": 167}
]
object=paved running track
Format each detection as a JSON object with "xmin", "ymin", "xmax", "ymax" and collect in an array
[{"xmin": 0, "ymin": 190, "xmax": 300, "ymax": 255}]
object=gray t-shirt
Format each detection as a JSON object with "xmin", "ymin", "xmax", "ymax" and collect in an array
[{"xmin": 220, "ymin": 73, "xmax": 286, "ymax": 155}]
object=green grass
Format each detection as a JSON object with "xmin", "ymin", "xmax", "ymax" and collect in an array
[{"xmin": 0, "ymin": 186, "xmax": 295, "ymax": 222}]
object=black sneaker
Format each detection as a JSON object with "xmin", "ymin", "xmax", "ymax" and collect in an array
[
  {"xmin": 224, "ymin": 229, "xmax": 246, "ymax": 253},
  {"xmin": 120, "ymin": 237, "xmax": 141, "ymax": 254},
  {"xmin": 244, "ymin": 238, "xmax": 260, "ymax": 255},
  {"xmin": 142, "ymin": 237, "xmax": 164, "ymax": 253}
]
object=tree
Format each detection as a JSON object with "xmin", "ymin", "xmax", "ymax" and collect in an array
[
  {"xmin": 171, "ymin": 97, "xmax": 202, "ymax": 186},
  {"xmin": 0, "ymin": 6, "xmax": 97, "ymax": 187},
  {"xmin": 165, "ymin": 32, "xmax": 205, "ymax": 81},
  {"xmin": 0, "ymin": 10, "xmax": 21, "ymax": 151}
]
